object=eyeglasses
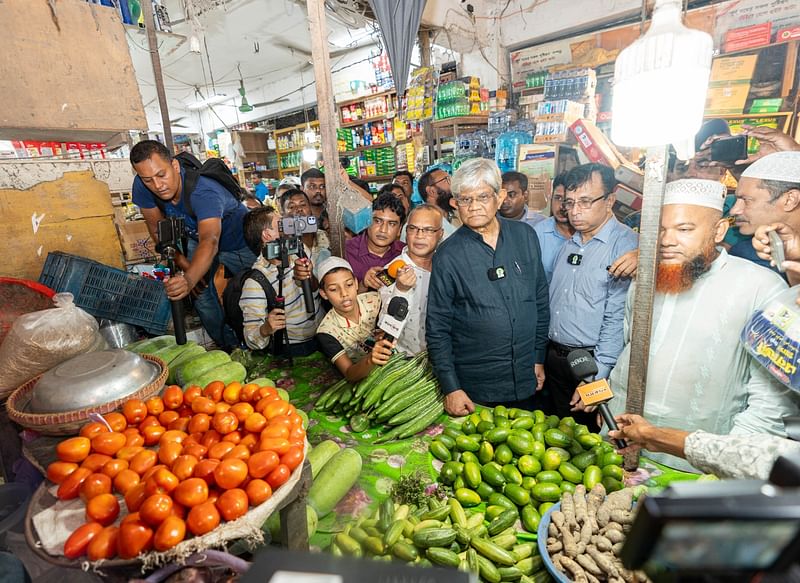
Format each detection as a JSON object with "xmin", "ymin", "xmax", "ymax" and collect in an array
[
  {"xmin": 407, "ymin": 225, "xmax": 442, "ymax": 236},
  {"xmin": 552, "ymin": 195, "xmax": 565, "ymax": 203},
  {"xmin": 562, "ymin": 194, "xmax": 607, "ymax": 211},
  {"xmin": 432, "ymin": 174, "xmax": 451, "ymax": 187},
  {"xmin": 455, "ymin": 192, "xmax": 496, "ymax": 207}
]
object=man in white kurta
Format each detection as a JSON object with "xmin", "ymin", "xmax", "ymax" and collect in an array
[{"xmin": 607, "ymin": 179, "xmax": 800, "ymax": 471}]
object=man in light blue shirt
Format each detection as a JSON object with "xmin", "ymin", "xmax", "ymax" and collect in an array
[
  {"xmin": 534, "ymin": 173, "xmax": 571, "ymax": 282},
  {"xmin": 544, "ymin": 163, "xmax": 639, "ymax": 430},
  {"xmin": 499, "ymin": 171, "xmax": 546, "ymax": 228}
]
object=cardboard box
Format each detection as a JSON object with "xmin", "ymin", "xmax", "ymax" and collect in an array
[
  {"xmin": 570, "ymin": 119, "xmax": 621, "ymax": 168},
  {"xmin": 118, "ymin": 220, "xmax": 157, "ymax": 262}
]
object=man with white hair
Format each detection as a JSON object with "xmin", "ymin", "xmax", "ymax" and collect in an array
[
  {"xmin": 426, "ymin": 158, "xmax": 550, "ymax": 416},
  {"xmin": 729, "ymin": 151, "xmax": 800, "ymax": 271},
  {"xmin": 606, "ymin": 179, "xmax": 799, "ymax": 471}
]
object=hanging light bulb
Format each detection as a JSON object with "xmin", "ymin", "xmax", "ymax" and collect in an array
[
  {"xmin": 611, "ymin": 0, "xmax": 712, "ymax": 159},
  {"xmin": 302, "ymin": 146, "xmax": 318, "ymax": 164}
]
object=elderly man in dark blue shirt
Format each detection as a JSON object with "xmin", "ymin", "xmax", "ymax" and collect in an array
[{"xmin": 426, "ymin": 158, "xmax": 550, "ymax": 416}]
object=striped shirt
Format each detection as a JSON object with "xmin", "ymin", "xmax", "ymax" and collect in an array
[{"xmin": 240, "ymin": 255, "xmax": 324, "ymax": 350}]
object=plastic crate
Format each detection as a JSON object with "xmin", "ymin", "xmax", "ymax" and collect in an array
[{"xmin": 38, "ymin": 252, "xmax": 171, "ymax": 335}]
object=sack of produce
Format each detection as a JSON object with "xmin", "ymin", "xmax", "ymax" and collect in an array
[{"xmin": 0, "ymin": 293, "xmax": 99, "ymax": 398}]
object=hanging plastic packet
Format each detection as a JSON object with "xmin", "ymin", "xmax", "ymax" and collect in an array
[{"xmin": 741, "ymin": 286, "xmax": 800, "ymax": 391}]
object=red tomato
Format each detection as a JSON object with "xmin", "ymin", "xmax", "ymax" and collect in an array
[
  {"xmin": 125, "ymin": 432, "xmax": 145, "ymax": 448},
  {"xmin": 257, "ymin": 437, "xmax": 291, "ymax": 456},
  {"xmin": 139, "ymin": 493, "xmax": 173, "ymax": 527},
  {"xmin": 139, "ymin": 415, "xmax": 161, "ymax": 430},
  {"xmin": 229, "ymin": 402, "xmax": 254, "ymax": 423},
  {"xmin": 129, "ymin": 449, "xmax": 158, "ymax": 476},
  {"xmin": 171, "ymin": 455, "xmax": 198, "ymax": 481},
  {"xmin": 263, "ymin": 400, "xmax": 290, "ymax": 420},
  {"xmin": 124, "ymin": 482, "xmax": 148, "ymax": 513},
  {"xmin": 243, "ymin": 412, "xmax": 267, "ymax": 433},
  {"xmin": 117, "ymin": 519, "xmax": 153, "ymax": 559},
  {"xmin": 145, "ymin": 397, "xmax": 165, "ymax": 417},
  {"xmin": 80, "ymin": 473, "xmax": 112, "ymax": 502},
  {"xmin": 216, "ymin": 488, "xmax": 249, "ymax": 522},
  {"xmin": 113, "ymin": 469, "xmax": 141, "ymax": 495},
  {"xmin": 145, "ymin": 467, "xmax": 180, "ymax": 496},
  {"xmin": 121, "ymin": 512, "xmax": 141, "ymax": 526},
  {"xmin": 47, "ymin": 461, "xmax": 78, "ymax": 485},
  {"xmin": 87, "ymin": 526, "xmax": 118, "ymax": 561},
  {"xmin": 188, "ymin": 413, "xmax": 211, "ymax": 434},
  {"xmin": 154, "ymin": 516, "xmax": 186, "ymax": 551},
  {"xmin": 101, "ymin": 458, "xmax": 129, "ymax": 479},
  {"xmin": 158, "ymin": 410, "xmax": 180, "ymax": 427},
  {"xmin": 173, "ymin": 477, "xmax": 209, "ymax": 507},
  {"xmin": 163, "ymin": 385, "xmax": 184, "ymax": 410},
  {"xmin": 159, "ymin": 430, "xmax": 188, "ymax": 446},
  {"xmin": 115, "ymin": 445, "xmax": 145, "ymax": 462},
  {"xmin": 103, "ymin": 412, "xmax": 127, "ymax": 432},
  {"xmin": 213, "ymin": 459, "xmax": 248, "ymax": 490},
  {"xmin": 254, "ymin": 395, "xmax": 279, "ymax": 414},
  {"xmin": 168, "ymin": 417, "xmax": 191, "ymax": 432},
  {"xmin": 239, "ymin": 433, "xmax": 259, "ymax": 452},
  {"xmin": 222, "ymin": 382, "xmax": 242, "ymax": 404},
  {"xmin": 206, "ymin": 487, "xmax": 221, "ymax": 506},
  {"xmin": 158, "ymin": 440, "xmax": 183, "ymax": 467},
  {"xmin": 123, "ymin": 399, "xmax": 148, "ymax": 424},
  {"xmin": 183, "ymin": 385, "xmax": 202, "ymax": 404},
  {"xmin": 245, "ymin": 479, "xmax": 272, "ymax": 506},
  {"xmin": 221, "ymin": 430, "xmax": 242, "ymax": 445},
  {"xmin": 208, "ymin": 441, "xmax": 235, "ymax": 460},
  {"xmin": 203, "ymin": 380, "xmax": 225, "ymax": 402},
  {"xmin": 191, "ymin": 397, "xmax": 216, "ymax": 415},
  {"xmin": 64, "ymin": 522, "xmax": 103, "ymax": 559},
  {"xmin": 261, "ymin": 424, "xmax": 289, "ymax": 440},
  {"xmin": 222, "ymin": 444, "xmax": 251, "ymax": 462},
  {"xmin": 186, "ymin": 501, "xmax": 220, "ymax": 536},
  {"xmin": 201, "ymin": 429, "xmax": 222, "ymax": 449},
  {"xmin": 212, "ymin": 411, "xmax": 238, "ymax": 435},
  {"xmin": 57, "ymin": 467, "xmax": 92, "ymax": 500},
  {"xmin": 86, "ymin": 493, "xmax": 120, "ymax": 526},
  {"xmin": 181, "ymin": 442, "xmax": 208, "ymax": 460},
  {"xmin": 56, "ymin": 437, "xmax": 91, "ymax": 463},
  {"xmin": 266, "ymin": 464, "xmax": 291, "ymax": 490},
  {"xmin": 256, "ymin": 386, "xmax": 277, "ymax": 400},
  {"xmin": 81, "ymin": 453, "xmax": 112, "ymax": 473},
  {"xmin": 280, "ymin": 446, "xmax": 304, "ymax": 472},
  {"xmin": 240, "ymin": 383, "xmax": 261, "ymax": 402},
  {"xmin": 193, "ymin": 459, "xmax": 220, "ymax": 486},
  {"xmin": 289, "ymin": 427, "xmax": 306, "ymax": 442},
  {"xmin": 141, "ymin": 464, "xmax": 168, "ymax": 482},
  {"xmin": 91, "ymin": 432, "xmax": 126, "ymax": 456},
  {"xmin": 247, "ymin": 450, "xmax": 280, "ymax": 479},
  {"xmin": 80, "ymin": 422, "xmax": 110, "ymax": 440},
  {"xmin": 142, "ymin": 425, "xmax": 166, "ymax": 446}
]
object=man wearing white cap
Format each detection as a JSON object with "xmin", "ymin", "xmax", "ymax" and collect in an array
[
  {"xmin": 605, "ymin": 178, "xmax": 799, "ymax": 471},
  {"xmin": 729, "ymin": 151, "xmax": 800, "ymax": 271}
]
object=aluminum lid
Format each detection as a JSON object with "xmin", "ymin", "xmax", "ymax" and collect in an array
[{"xmin": 28, "ymin": 349, "xmax": 162, "ymax": 414}]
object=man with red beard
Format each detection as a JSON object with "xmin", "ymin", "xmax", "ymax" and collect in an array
[{"xmin": 605, "ymin": 179, "xmax": 799, "ymax": 471}]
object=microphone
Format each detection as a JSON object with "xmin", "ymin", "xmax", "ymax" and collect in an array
[
  {"xmin": 378, "ymin": 296, "xmax": 409, "ymax": 343},
  {"xmin": 566, "ymin": 349, "xmax": 627, "ymax": 449}
]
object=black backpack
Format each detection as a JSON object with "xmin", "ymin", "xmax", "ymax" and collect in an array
[
  {"xmin": 152, "ymin": 152, "xmax": 244, "ymax": 218},
  {"xmin": 222, "ymin": 268, "xmax": 277, "ymax": 344}
]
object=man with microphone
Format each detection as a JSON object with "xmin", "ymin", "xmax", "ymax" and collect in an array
[{"xmin": 426, "ymin": 158, "xmax": 550, "ymax": 416}]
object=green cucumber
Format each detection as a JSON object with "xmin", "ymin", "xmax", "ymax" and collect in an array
[
  {"xmin": 307, "ymin": 440, "xmax": 341, "ymax": 479},
  {"xmin": 308, "ymin": 448, "xmax": 362, "ymax": 518},
  {"xmin": 488, "ymin": 509, "xmax": 518, "ymax": 536}
]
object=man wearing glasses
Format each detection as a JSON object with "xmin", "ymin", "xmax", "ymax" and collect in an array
[
  {"xmin": 378, "ymin": 204, "xmax": 444, "ymax": 356},
  {"xmin": 427, "ymin": 158, "xmax": 550, "ymax": 416},
  {"xmin": 545, "ymin": 163, "xmax": 639, "ymax": 430}
]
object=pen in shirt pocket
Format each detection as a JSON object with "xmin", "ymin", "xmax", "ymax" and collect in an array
[{"xmin": 514, "ymin": 261, "xmax": 521, "ymax": 274}]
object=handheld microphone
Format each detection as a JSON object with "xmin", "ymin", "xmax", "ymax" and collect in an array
[
  {"xmin": 378, "ymin": 296, "xmax": 409, "ymax": 343},
  {"xmin": 566, "ymin": 349, "xmax": 627, "ymax": 449}
]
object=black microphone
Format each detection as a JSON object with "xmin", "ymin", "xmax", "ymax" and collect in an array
[
  {"xmin": 566, "ymin": 349, "xmax": 626, "ymax": 449},
  {"xmin": 378, "ymin": 296, "xmax": 409, "ymax": 342}
]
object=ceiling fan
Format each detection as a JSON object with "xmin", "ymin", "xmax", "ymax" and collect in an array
[{"xmin": 234, "ymin": 66, "xmax": 290, "ymax": 112}]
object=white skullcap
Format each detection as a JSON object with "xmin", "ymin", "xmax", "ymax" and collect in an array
[
  {"xmin": 663, "ymin": 179, "xmax": 725, "ymax": 211},
  {"xmin": 317, "ymin": 256, "xmax": 353, "ymax": 284},
  {"xmin": 741, "ymin": 152, "xmax": 800, "ymax": 183}
]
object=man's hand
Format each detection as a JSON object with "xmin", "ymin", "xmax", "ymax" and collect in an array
[
  {"xmin": 363, "ymin": 266, "xmax": 385, "ymax": 290},
  {"xmin": 607, "ymin": 414, "xmax": 650, "ymax": 455},
  {"xmin": 569, "ymin": 384, "xmax": 596, "ymax": 413},
  {"xmin": 534, "ymin": 364, "xmax": 545, "ymax": 391},
  {"xmin": 370, "ymin": 338, "xmax": 395, "ymax": 366},
  {"xmin": 293, "ymin": 257, "xmax": 313, "ymax": 282},
  {"xmin": 444, "ymin": 390, "xmax": 475, "ymax": 417},
  {"xmin": 753, "ymin": 223, "xmax": 800, "ymax": 263},
  {"xmin": 261, "ymin": 308, "xmax": 286, "ymax": 337},
  {"xmin": 395, "ymin": 266, "xmax": 417, "ymax": 292},
  {"xmin": 164, "ymin": 273, "xmax": 194, "ymax": 301},
  {"xmin": 737, "ymin": 126, "xmax": 800, "ymax": 165},
  {"xmin": 608, "ymin": 250, "xmax": 638, "ymax": 278}
]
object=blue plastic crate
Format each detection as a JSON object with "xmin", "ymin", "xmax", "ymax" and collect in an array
[{"xmin": 38, "ymin": 252, "xmax": 172, "ymax": 335}]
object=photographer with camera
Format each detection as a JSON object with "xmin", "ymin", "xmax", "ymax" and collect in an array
[
  {"xmin": 279, "ymin": 188, "xmax": 331, "ymax": 275},
  {"xmin": 238, "ymin": 207, "xmax": 324, "ymax": 357},
  {"xmin": 130, "ymin": 140, "xmax": 255, "ymax": 350}
]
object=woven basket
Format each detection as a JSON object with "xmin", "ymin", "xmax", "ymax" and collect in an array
[{"xmin": 6, "ymin": 354, "xmax": 167, "ymax": 436}]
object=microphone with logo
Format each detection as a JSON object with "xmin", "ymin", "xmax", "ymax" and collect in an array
[
  {"xmin": 378, "ymin": 296, "xmax": 409, "ymax": 343},
  {"xmin": 567, "ymin": 349, "xmax": 627, "ymax": 449}
]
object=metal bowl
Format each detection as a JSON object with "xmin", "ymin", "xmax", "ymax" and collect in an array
[{"xmin": 28, "ymin": 349, "xmax": 161, "ymax": 413}]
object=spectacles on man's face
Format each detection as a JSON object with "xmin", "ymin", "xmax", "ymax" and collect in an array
[
  {"xmin": 431, "ymin": 174, "xmax": 451, "ymax": 187},
  {"xmin": 562, "ymin": 194, "xmax": 607, "ymax": 211},
  {"xmin": 455, "ymin": 192, "xmax": 497, "ymax": 207},
  {"xmin": 407, "ymin": 224, "xmax": 442, "ymax": 237}
]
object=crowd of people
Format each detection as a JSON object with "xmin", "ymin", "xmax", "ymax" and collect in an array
[{"xmin": 129, "ymin": 124, "xmax": 800, "ymax": 474}]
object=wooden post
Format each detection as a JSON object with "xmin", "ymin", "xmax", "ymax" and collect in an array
[
  {"xmin": 623, "ymin": 145, "xmax": 668, "ymax": 469},
  {"xmin": 418, "ymin": 29, "xmax": 434, "ymax": 164},
  {"xmin": 141, "ymin": 0, "xmax": 173, "ymax": 152},
  {"xmin": 307, "ymin": 0, "xmax": 343, "ymax": 257}
]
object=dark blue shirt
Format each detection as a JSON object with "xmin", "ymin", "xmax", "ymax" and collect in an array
[
  {"xmin": 132, "ymin": 168, "xmax": 248, "ymax": 252},
  {"xmin": 426, "ymin": 218, "xmax": 550, "ymax": 403}
]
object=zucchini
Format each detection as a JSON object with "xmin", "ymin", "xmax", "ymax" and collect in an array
[
  {"xmin": 176, "ymin": 350, "xmax": 230, "ymax": 386},
  {"xmin": 152, "ymin": 341, "xmax": 198, "ymax": 366},
  {"xmin": 166, "ymin": 345, "xmax": 206, "ymax": 384},
  {"xmin": 187, "ymin": 361, "xmax": 246, "ymax": 389},
  {"xmin": 307, "ymin": 440, "xmax": 341, "ymax": 479},
  {"xmin": 308, "ymin": 448, "xmax": 362, "ymax": 518}
]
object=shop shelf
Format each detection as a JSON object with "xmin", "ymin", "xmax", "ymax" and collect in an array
[
  {"xmin": 38, "ymin": 252, "xmax": 172, "ymax": 335},
  {"xmin": 340, "ymin": 114, "xmax": 397, "ymax": 128},
  {"xmin": 336, "ymin": 89, "xmax": 396, "ymax": 108}
]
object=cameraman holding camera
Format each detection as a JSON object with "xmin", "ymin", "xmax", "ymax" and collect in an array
[
  {"xmin": 130, "ymin": 141, "xmax": 255, "ymax": 350},
  {"xmin": 239, "ymin": 207, "xmax": 324, "ymax": 356},
  {"xmin": 279, "ymin": 188, "xmax": 331, "ymax": 275}
]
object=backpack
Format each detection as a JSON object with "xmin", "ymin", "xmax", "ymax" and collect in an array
[
  {"xmin": 222, "ymin": 268, "xmax": 277, "ymax": 344},
  {"xmin": 152, "ymin": 152, "xmax": 244, "ymax": 218}
]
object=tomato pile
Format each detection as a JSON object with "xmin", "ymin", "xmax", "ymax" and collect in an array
[{"xmin": 46, "ymin": 380, "xmax": 306, "ymax": 561}]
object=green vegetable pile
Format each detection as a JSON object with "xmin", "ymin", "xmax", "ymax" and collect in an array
[
  {"xmin": 432, "ymin": 406, "xmax": 626, "ymax": 531},
  {"xmin": 315, "ymin": 352, "xmax": 444, "ymax": 441},
  {"xmin": 327, "ymin": 495, "xmax": 551, "ymax": 583}
]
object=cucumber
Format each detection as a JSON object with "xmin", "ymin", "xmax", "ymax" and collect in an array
[
  {"xmin": 412, "ymin": 527, "xmax": 457, "ymax": 548},
  {"xmin": 349, "ymin": 414, "xmax": 370, "ymax": 433},
  {"xmin": 426, "ymin": 547, "xmax": 461, "ymax": 568},
  {"xmin": 187, "ymin": 361, "xmax": 247, "ymax": 389},
  {"xmin": 488, "ymin": 509, "xmax": 518, "ymax": 536},
  {"xmin": 307, "ymin": 440, "xmax": 341, "ymax": 479},
  {"xmin": 177, "ymin": 350, "xmax": 231, "ymax": 385},
  {"xmin": 308, "ymin": 448, "xmax": 363, "ymax": 518},
  {"xmin": 166, "ymin": 345, "xmax": 206, "ymax": 384}
]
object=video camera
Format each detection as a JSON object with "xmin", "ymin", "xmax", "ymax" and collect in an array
[
  {"xmin": 156, "ymin": 216, "xmax": 187, "ymax": 344},
  {"xmin": 621, "ymin": 453, "xmax": 800, "ymax": 582}
]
